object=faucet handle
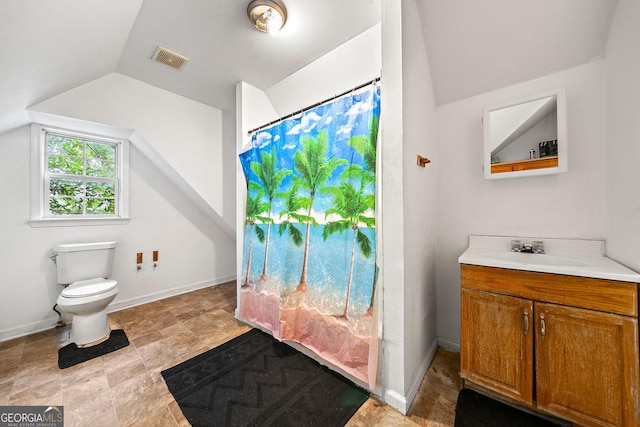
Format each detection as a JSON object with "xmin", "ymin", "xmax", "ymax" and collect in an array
[
  {"xmin": 533, "ymin": 240, "xmax": 545, "ymax": 254},
  {"xmin": 511, "ymin": 240, "xmax": 523, "ymax": 252}
]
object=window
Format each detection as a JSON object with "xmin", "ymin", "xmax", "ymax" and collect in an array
[
  {"xmin": 46, "ymin": 131, "xmax": 119, "ymax": 215},
  {"xmin": 30, "ymin": 124, "xmax": 129, "ymax": 226}
]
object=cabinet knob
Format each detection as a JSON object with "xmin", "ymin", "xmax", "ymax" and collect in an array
[
  {"xmin": 523, "ymin": 308, "xmax": 530, "ymax": 336},
  {"xmin": 540, "ymin": 312, "xmax": 546, "ymax": 338}
]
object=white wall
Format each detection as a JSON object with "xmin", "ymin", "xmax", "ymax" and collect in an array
[
  {"xmin": 0, "ymin": 126, "xmax": 235, "ymax": 341},
  {"xmin": 0, "ymin": 75, "xmax": 238, "ymax": 341},
  {"xmin": 399, "ymin": 0, "xmax": 439, "ymax": 411},
  {"xmin": 605, "ymin": 0, "xmax": 640, "ymax": 273},
  {"xmin": 221, "ymin": 110, "xmax": 238, "ymax": 224},
  {"xmin": 30, "ymin": 73, "xmax": 235, "ymax": 230},
  {"xmin": 379, "ymin": 0, "xmax": 406, "ymax": 410},
  {"xmin": 376, "ymin": 0, "xmax": 440, "ymax": 413},
  {"xmin": 265, "ymin": 23, "xmax": 382, "ymax": 117},
  {"xmin": 436, "ymin": 61, "xmax": 607, "ymax": 347}
]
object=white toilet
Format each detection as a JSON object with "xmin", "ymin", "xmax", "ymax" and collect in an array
[{"xmin": 53, "ymin": 241, "xmax": 119, "ymax": 346}]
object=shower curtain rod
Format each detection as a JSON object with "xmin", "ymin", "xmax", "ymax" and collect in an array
[{"xmin": 247, "ymin": 77, "xmax": 380, "ymax": 135}]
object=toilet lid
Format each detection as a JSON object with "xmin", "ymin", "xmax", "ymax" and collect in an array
[{"xmin": 61, "ymin": 278, "xmax": 117, "ymax": 298}]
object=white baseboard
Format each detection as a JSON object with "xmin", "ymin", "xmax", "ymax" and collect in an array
[
  {"xmin": 0, "ymin": 318, "xmax": 61, "ymax": 343},
  {"xmin": 437, "ymin": 337, "xmax": 460, "ymax": 353},
  {"xmin": 0, "ymin": 275, "xmax": 236, "ymax": 343},
  {"xmin": 407, "ymin": 338, "xmax": 439, "ymax": 408},
  {"xmin": 382, "ymin": 337, "xmax": 439, "ymax": 414},
  {"xmin": 108, "ymin": 275, "xmax": 235, "ymax": 312},
  {"xmin": 384, "ymin": 389, "xmax": 408, "ymax": 414}
]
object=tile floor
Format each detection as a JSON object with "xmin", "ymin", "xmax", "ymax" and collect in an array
[{"xmin": 0, "ymin": 281, "xmax": 461, "ymax": 426}]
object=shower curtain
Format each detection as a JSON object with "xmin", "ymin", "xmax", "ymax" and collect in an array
[{"xmin": 239, "ymin": 83, "xmax": 380, "ymax": 385}]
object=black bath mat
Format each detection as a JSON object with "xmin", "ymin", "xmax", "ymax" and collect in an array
[
  {"xmin": 161, "ymin": 328, "xmax": 369, "ymax": 427},
  {"xmin": 454, "ymin": 388, "xmax": 566, "ymax": 426},
  {"xmin": 58, "ymin": 329, "xmax": 129, "ymax": 369}
]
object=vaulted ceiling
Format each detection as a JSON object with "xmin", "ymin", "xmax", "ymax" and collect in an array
[
  {"xmin": 0, "ymin": 0, "xmax": 618, "ymax": 137},
  {"xmin": 417, "ymin": 0, "xmax": 618, "ymax": 105}
]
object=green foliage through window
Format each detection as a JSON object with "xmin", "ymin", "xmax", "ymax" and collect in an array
[{"xmin": 45, "ymin": 132, "xmax": 118, "ymax": 216}]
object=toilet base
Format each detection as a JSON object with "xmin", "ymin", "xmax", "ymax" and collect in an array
[
  {"xmin": 76, "ymin": 329, "xmax": 112, "ymax": 348},
  {"xmin": 70, "ymin": 310, "xmax": 110, "ymax": 346}
]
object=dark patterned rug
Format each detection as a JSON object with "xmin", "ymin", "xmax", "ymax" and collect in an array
[
  {"xmin": 58, "ymin": 329, "xmax": 129, "ymax": 369},
  {"xmin": 454, "ymin": 388, "xmax": 567, "ymax": 426},
  {"xmin": 161, "ymin": 328, "xmax": 369, "ymax": 427}
]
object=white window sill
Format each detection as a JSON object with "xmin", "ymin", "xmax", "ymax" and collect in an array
[{"xmin": 28, "ymin": 217, "xmax": 130, "ymax": 228}]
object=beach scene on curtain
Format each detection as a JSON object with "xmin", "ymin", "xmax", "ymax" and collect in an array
[{"xmin": 238, "ymin": 84, "xmax": 380, "ymax": 384}]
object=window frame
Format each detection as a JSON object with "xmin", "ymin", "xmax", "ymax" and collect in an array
[{"xmin": 30, "ymin": 124, "xmax": 130, "ymax": 227}]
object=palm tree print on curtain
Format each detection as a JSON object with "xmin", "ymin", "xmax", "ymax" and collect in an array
[
  {"xmin": 292, "ymin": 132, "xmax": 347, "ymax": 293},
  {"xmin": 239, "ymin": 83, "xmax": 380, "ymax": 384},
  {"xmin": 242, "ymin": 191, "xmax": 269, "ymax": 288},
  {"xmin": 249, "ymin": 147, "xmax": 291, "ymax": 283}
]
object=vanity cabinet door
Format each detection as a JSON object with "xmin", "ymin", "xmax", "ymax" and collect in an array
[
  {"xmin": 535, "ymin": 302, "xmax": 640, "ymax": 427},
  {"xmin": 460, "ymin": 288, "xmax": 534, "ymax": 405}
]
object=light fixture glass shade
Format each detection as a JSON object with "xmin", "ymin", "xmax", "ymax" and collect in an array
[{"xmin": 248, "ymin": 0, "xmax": 287, "ymax": 33}]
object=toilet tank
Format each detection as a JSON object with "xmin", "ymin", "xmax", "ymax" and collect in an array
[{"xmin": 54, "ymin": 241, "xmax": 117, "ymax": 284}]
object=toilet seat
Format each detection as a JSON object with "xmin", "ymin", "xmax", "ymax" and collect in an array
[{"xmin": 61, "ymin": 278, "xmax": 118, "ymax": 298}]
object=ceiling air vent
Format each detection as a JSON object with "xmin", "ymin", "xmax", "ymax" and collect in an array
[{"xmin": 151, "ymin": 46, "xmax": 189, "ymax": 71}]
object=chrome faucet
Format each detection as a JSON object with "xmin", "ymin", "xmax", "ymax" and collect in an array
[{"xmin": 511, "ymin": 240, "xmax": 545, "ymax": 254}]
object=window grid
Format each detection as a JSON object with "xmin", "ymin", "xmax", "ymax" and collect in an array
[{"xmin": 44, "ymin": 131, "xmax": 121, "ymax": 218}]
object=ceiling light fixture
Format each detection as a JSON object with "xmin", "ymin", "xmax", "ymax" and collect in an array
[{"xmin": 247, "ymin": 0, "xmax": 287, "ymax": 34}]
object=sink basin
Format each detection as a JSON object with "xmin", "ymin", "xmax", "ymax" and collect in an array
[
  {"xmin": 481, "ymin": 251, "xmax": 589, "ymax": 268},
  {"xmin": 459, "ymin": 236, "xmax": 640, "ymax": 282}
]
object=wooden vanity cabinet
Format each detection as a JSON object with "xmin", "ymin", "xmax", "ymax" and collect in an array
[
  {"xmin": 460, "ymin": 288, "xmax": 534, "ymax": 404},
  {"xmin": 460, "ymin": 264, "xmax": 640, "ymax": 427}
]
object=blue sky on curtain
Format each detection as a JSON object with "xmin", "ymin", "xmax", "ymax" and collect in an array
[{"xmin": 238, "ymin": 83, "xmax": 380, "ymax": 384}]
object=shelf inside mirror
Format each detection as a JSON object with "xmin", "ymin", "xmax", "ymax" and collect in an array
[{"xmin": 491, "ymin": 156, "xmax": 558, "ymax": 174}]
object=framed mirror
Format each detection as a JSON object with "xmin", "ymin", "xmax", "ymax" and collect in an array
[{"xmin": 484, "ymin": 88, "xmax": 567, "ymax": 179}]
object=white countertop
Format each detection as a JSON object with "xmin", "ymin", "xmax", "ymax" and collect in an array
[{"xmin": 459, "ymin": 235, "xmax": 640, "ymax": 283}]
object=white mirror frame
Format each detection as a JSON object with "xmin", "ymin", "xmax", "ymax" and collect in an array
[{"xmin": 483, "ymin": 88, "xmax": 567, "ymax": 180}]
